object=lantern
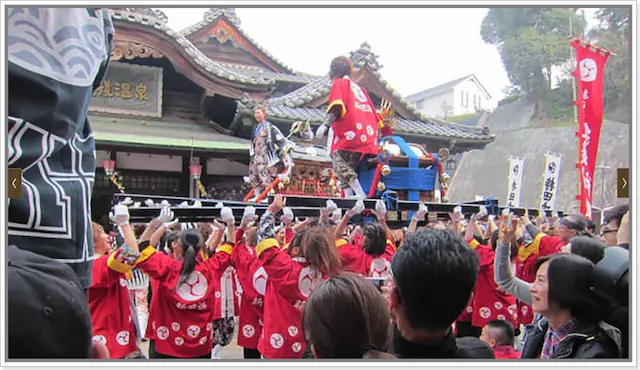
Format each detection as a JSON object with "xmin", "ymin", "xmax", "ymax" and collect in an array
[
  {"xmin": 103, "ymin": 160, "xmax": 116, "ymax": 177},
  {"xmin": 189, "ymin": 164, "xmax": 202, "ymax": 180}
]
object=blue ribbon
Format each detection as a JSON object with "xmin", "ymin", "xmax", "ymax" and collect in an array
[{"xmin": 381, "ymin": 191, "xmax": 397, "ymax": 212}]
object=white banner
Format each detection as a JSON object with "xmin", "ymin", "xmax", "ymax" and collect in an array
[
  {"xmin": 540, "ymin": 152, "xmax": 562, "ymax": 211},
  {"xmin": 506, "ymin": 156, "xmax": 525, "ymax": 208}
]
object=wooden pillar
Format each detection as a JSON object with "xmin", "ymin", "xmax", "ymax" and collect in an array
[{"xmin": 181, "ymin": 155, "xmax": 192, "ymax": 198}]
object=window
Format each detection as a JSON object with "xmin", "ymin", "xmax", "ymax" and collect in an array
[
  {"xmin": 465, "ymin": 93, "xmax": 469, "ymax": 108},
  {"xmin": 460, "ymin": 91, "xmax": 464, "ymax": 106},
  {"xmin": 478, "ymin": 95, "xmax": 482, "ymax": 109},
  {"xmin": 473, "ymin": 95, "xmax": 477, "ymax": 108}
]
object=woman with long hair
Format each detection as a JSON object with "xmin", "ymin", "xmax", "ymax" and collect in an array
[
  {"xmin": 302, "ymin": 273, "xmax": 396, "ymax": 359},
  {"xmin": 521, "ymin": 254, "xmax": 621, "ymax": 359},
  {"xmin": 119, "ymin": 206, "xmax": 234, "ymax": 359},
  {"xmin": 254, "ymin": 195, "xmax": 342, "ymax": 358}
]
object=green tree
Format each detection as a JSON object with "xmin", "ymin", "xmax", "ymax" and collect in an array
[
  {"xmin": 588, "ymin": 7, "xmax": 630, "ymax": 123},
  {"xmin": 480, "ymin": 8, "xmax": 586, "ymax": 121}
]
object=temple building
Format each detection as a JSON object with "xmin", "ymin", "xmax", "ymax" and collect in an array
[{"xmin": 90, "ymin": 7, "xmax": 494, "ymax": 226}]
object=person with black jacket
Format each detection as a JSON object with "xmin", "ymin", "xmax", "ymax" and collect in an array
[
  {"xmin": 522, "ymin": 253, "xmax": 621, "ymax": 359},
  {"xmin": 384, "ymin": 229, "xmax": 494, "ymax": 358}
]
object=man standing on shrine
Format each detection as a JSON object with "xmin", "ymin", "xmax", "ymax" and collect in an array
[
  {"xmin": 248, "ymin": 105, "xmax": 293, "ymax": 201},
  {"xmin": 316, "ymin": 56, "xmax": 383, "ymax": 198}
]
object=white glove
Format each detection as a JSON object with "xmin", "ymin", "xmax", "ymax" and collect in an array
[
  {"xmin": 315, "ymin": 124, "xmax": 328, "ymax": 139},
  {"xmin": 109, "ymin": 204, "xmax": 130, "ymax": 226},
  {"xmin": 120, "ymin": 197, "xmax": 133, "ymax": 206},
  {"xmin": 330, "ymin": 208, "xmax": 342, "ymax": 224},
  {"xmin": 164, "ymin": 218, "xmax": 179, "ymax": 229},
  {"xmin": 241, "ymin": 206, "xmax": 258, "ymax": 227},
  {"xmin": 215, "ymin": 202, "xmax": 224, "ymax": 209},
  {"xmin": 179, "ymin": 201, "xmax": 189, "ymax": 208},
  {"xmin": 375, "ymin": 200, "xmax": 387, "ymax": 214},
  {"xmin": 132, "ymin": 202, "xmax": 141, "ymax": 208},
  {"xmin": 326, "ymin": 200, "xmax": 338, "ymax": 213},
  {"xmin": 221, "ymin": 207, "xmax": 235, "ymax": 225},
  {"xmin": 157, "ymin": 206, "xmax": 174, "ymax": 224},
  {"xmin": 488, "ymin": 214, "xmax": 496, "ymax": 221},
  {"xmin": 413, "ymin": 203, "xmax": 428, "ymax": 221},
  {"xmin": 192, "ymin": 200, "xmax": 202, "ymax": 208},
  {"xmin": 160, "ymin": 200, "xmax": 170, "ymax": 207},
  {"xmin": 347, "ymin": 200, "xmax": 365, "ymax": 217},
  {"xmin": 281, "ymin": 207, "xmax": 294, "ymax": 225},
  {"xmin": 144, "ymin": 199, "xmax": 155, "ymax": 208}
]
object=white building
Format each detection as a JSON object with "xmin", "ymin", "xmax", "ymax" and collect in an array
[{"xmin": 405, "ymin": 74, "xmax": 492, "ymax": 119}]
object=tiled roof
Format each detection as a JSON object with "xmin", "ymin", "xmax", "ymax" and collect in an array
[
  {"xmin": 178, "ymin": 8, "xmax": 298, "ymax": 75},
  {"xmin": 405, "ymin": 75, "xmax": 472, "ymax": 102},
  {"xmin": 110, "ymin": 9, "xmax": 275, "ymax": 87},
  {"xmin": 218, "ymin": 62, "xmax": 322, "ymax": 85},
  {"xmin": 266, "ymin": 105, "xmax": 493, "ymax": 143}
]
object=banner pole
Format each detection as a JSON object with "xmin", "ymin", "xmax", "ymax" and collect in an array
[{"xmin": 570, "ymin": 15, "xmax": 581, "ymax": 212}]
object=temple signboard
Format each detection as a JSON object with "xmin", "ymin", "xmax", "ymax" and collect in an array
[{"xmin": 90, "ymin": 62, "xmax": 163, "ymax": 118}]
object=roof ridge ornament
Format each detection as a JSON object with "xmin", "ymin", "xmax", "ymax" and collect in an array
[
  {"xmin": 204, "ymin": 8, "xmax": 241, "ymax": 28},
  {"xmin": 349, "ymin": 42, "xmax": 382, "ymax": 72}
]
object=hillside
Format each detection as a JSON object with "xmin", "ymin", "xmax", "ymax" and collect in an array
[{"xmin": 448, "ymin": 98, "xmax": 630, "ymax": 212}]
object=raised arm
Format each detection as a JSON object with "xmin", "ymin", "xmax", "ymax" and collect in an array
[
  {"xmin": 257, "ymin": 194, "xmax": 285, "ymax": 243},
  {"xmin": 464, "ymin": 214, "xmax": 477, "ymax": 242},
  {"xmin": 494, "ymin": 216, "xmax": 533, "ymax": 305},
  {"xmin": 373, "ymin": 200, "xmax": 392, "ymax": 240},
  {"xmin": 220, "ymin": 206, "xmax": 237, "ymax": 245},
  {"xmin": 138, "ymin": 206, "xmax": 174, "ymax": 244},
  {"xmin": 407, "ymin": 204, "xmax": 427, "ymax": 234},
  {"xmin": 335, "ymin": 200, "xmax": 364, "ymax": 238}
]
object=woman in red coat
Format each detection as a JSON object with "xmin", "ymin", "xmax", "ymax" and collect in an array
[
  {"xmin": 254, "ymin": 195, "xmax": 341, "ymax": 358},
  {"xmin": 88, "ymin": 215, "xmax": 139, "ymax": 359},
  {"xmin": 118, "ymin": 206, "xmax": 234, "ymax": 359}
]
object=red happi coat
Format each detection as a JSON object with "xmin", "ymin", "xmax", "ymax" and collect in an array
[
  {"xmin": 327, "ymin": 77, "xmax": 382, "ymax": 155},
  {"xmin": 336, "ymin": 237, "xmax": 396, "ymax": 278},
  {"xmin": 232, "ymin": 229, "xmax": 267, "ymax": 350},
  {"xmin": 136, "ymin": 244, "xmax": 232, "ymax": 358},
  {"xmin": 467, "ymin": 239, "xmax": 519, "ymax": 330},
  {"xmin": 493, "ymin": 345, "xmax": 522, "ymax": 359},
  {"xmin": 256, "ymin": 238, "xmax": 329, "ymax": 358},
  {"xmin": 455, "ymin": 292, "xmax": 474, "ymax": 325},
  {"xmin": 88, "ymin": 252, "xmax": 138, "ymax": 359},
  {"xmin": 515, "ymin": 233, "xmax": 564, "ymax": 326}
]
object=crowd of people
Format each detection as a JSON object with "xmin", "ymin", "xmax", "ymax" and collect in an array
[
  {"xmin": 9, "ymin": 193, "xmax": 629, "ymax": 360},
  {"xmin": 6, "ymin": 7, "xmax": 630, "ymax": 362}
]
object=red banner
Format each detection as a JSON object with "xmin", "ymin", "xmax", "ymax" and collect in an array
[{"xmin": 571, "ymin": 39, "xmax": 611, "ymax": 220}]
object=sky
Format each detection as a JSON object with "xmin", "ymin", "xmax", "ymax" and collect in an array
[{"xmin": 158, "ymin": 7, "xmax": 600, "ymax": 109}]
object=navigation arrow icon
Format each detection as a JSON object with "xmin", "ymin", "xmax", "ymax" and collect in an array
[
  {"xmin": 12, "ymin": 178, "xmax": 17, "ymax": 189},
  {"xmin": 617, "ymin": 168, "xmax": 629, "ymax": 198}
]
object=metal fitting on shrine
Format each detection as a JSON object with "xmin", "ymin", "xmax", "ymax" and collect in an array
[
  {"xmin": 377, "ymin": 182, "xmax": 386, "ymax": 191},
  {"xmin": 278, "ymin": 182, "xmax": 285, "ymax": 190},
  {"xmin": 381, "ymin": 165, "xmax": 391, "ymax": 176}
]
